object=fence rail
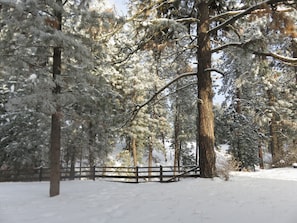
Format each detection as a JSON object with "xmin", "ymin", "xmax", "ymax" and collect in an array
[{"xmin": 0, "ymin": 165, "xmax": 200, "ymax": 183}]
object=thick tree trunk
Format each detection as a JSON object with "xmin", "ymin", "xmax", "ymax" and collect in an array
[
  {"xmin": 293, "ymin": 39, "xmax": 297, "ymax": 150},
  {"xmin": 49, "ymin": 0, "xmax": 62, "ymax": 197},
  {"xmin": 197, "ymin": 2, "xmax": 216, "ymax": 178},
  {"xmin": 49, "ymin": 109, "xmax": 61, "ymax": 197}
]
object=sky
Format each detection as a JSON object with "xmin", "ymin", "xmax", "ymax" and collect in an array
[
  {"xmin": 1, "ymin": 167, "xmax": 297, "ymax": 223},
  {"xmin": 109, "ymin": 0, "xmax": 128, "ymax": 16}
]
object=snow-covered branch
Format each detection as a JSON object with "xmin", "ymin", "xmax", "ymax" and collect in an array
[
  {"xmin": 212, "ymin": 41, "xmax": 297, "ymax": 66},
  {"xmin": 128, "ymin": 71, "xmax": 197, "ymax": 123},
  {"xmin": 211, "ymin": 42, "xmax": 244, "ymax": 53},
  {"xmin": 209, "ymin": 10, "xmax": 243, "ymax": 22},
  {"xmin": 251, "ymin": 51, "xmax": 297, "ymax": 65},
  {"xmin": 208, "ymin": 0, "xmax": 287, "ymax": 34}
]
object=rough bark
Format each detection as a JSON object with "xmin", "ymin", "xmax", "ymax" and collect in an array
[
  {"xmin": 293, "ymin": 39, "xmax": 297, "ymax": 150},
  {"xmin": 49, "ymin": 0, "xmax": 62, "ymax": 197},
  {"xmin": 197, "ymin": 2, "xmax": 216, "ymax": 178},
  {"xmin": 49, "ymin": 109, "xmax": 61, "ymax": 197}
]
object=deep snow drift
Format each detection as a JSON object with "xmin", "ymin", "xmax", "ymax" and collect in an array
[{"xmin": 1, "ymin": 168, "xmax": 297, "ymax": 223}]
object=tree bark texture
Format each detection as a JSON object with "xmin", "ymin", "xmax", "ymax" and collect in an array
[
  {"xmin": 293, "ymin": 39, "xmax": 297, "ymax": 150},
  {"xmin": 49, "ymin": 0, "xmax": 62, "ymax": 197},
  {"xmin": 293, "ymin": 39, "xmax": 297, "ymax": 83},
  {"xmin": 197, "ymin": 2, "xmax": 216, "ymax": 178},
  {"xmin": 49, "ymin": 109, "xmax": 61, "ymax": 197}
]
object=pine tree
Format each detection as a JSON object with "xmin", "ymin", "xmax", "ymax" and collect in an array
[
  {"xmin": 126, "ymin": 0, "xmax": 297, "ymax": 177},
  {"xmin": 0, "ymin": 0, "xmax": 119, "ymax": 195}
]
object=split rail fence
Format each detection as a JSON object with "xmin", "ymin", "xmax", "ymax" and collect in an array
[{"xmin": 0, "ymin": 165, "xmax": 200, "ymax": 183}]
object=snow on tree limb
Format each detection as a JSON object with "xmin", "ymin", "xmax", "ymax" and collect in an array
[
  {"xmin": 251, "ymin": 50, "xmax": 297, "ymax": 65},
  {"xmin": 208, "ymin": 0, "xmax": 287, "ymax": 35},
  {"xmin": 126, "ymin": 72, "xmax": 197, "ymax": 125},
  {"xmin": 212, "ymin": 41, "xmax": 297, "ymax": 66}
]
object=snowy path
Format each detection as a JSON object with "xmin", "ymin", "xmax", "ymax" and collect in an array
[{"xmin": 1, "ymin": 168, "xmax": 297, "ymax": 223}]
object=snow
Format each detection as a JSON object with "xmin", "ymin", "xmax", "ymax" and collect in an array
[{"xmin": 1, "ymin": 168, "xmax": 297, "ymax": 223}]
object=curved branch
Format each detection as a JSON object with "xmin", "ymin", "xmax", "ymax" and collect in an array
[
  {"xmin": 211, "ymin": 42, "xmax": 244, "ymax": 53},
  {"xmin": 205, "ymin": 68, "xmax": 226, "ymax": 77},
  {"xmin": 212, "ymin": 41, "xmax": 297, "ymax": 66},
  {"xmin": 129, "ymin": 71, "xmax": 197, "ymax": 122},
  {"xmin": 251, "ymin": 50, "xmax": 297, "ymax": 65}
]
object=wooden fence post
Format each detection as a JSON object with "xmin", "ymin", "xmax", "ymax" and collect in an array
[
  {"xmin": 39, "ymin": 167, "xmax": 43, "ymax": 182},
  {"xmin": 160, "ymin": 165, "xmax": 163, "ymax": 182},
  {"xmin": 135, "ymin": 166, "xmax": 139, "ymax": 183}
]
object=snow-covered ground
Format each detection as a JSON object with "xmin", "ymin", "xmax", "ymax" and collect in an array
[{"xmin": 1, "ymin": 168, "xmax": 297, "ymax": 223}]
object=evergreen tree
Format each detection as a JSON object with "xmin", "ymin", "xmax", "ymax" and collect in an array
[
  {"xmin": 0, "ymin": 0, "xmax": 119, "ymax": 195},
  {"xmin": 126, "ymin": 0, "xmax": 297, "ymax": 177}
]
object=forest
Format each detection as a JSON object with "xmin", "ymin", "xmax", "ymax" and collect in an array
[{"xmin": 0, "ymin": 0, "xmax": 296, "ymax": 196}]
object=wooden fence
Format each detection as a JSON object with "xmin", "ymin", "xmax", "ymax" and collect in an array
[{"xmin": 0, "ymin": 165, "xmax": 200, "ymax": 183}]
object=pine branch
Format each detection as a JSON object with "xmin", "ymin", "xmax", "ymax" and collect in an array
[
  {"xmin": 250, "ymin": 51, "xmax": 297, "ymax": 65},
  {"xmin": 205, "ymin": 68, "xmax": 226, "ymax": 77},
  {"xmin": 208, "ymin": 0, "xmax": 287, "ymax": 35},
  {"xmin": 212, "ymin": 41, "xmax": 297, "ymax": 66}
]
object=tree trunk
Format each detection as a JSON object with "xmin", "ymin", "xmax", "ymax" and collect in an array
[
  {"xmin": 235, "ymin": 88, "xmax": 242, "ymax": 166},
  {"xmin": 197, "ymin": 2, "xmax": 216, "ymax": 178},
  {"xmin": 148, "ymin": 138, "xmax": 153, "ymax": 180},
  {"xmin": 292, "ymin": 39, "xmax": 297, "ymax": 83},
  {"xmin": 292, "ymin": 39, "xmax": 297, "ymax": 149},
  {"xmin": 49, "ymin": 0, "xmax": 62, "ymax": 197},
  {"xmin": 49, "ymin": 109, "xmax": 61, "ymax": 197},
  {"xmin": 132, "ymin": 137, "xmax": 137, "ymax": 167},
  {"xmin": 88, "ymin": 120, "xmax": 95, "ymax": 179},
  {"xmin": 173, "ymin": 95, "xmax": 180, "ymax": 176},
  {"xmin": 267, "ymin": 89, "xmax": 281, "ymax": 165},
  {"xmin": 258, "ymin": 144, "xmax": 264, "ymax": 169},
  {"xmin": 70, "ymin": 150, "xmax": 76, "ymax": 180}
]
